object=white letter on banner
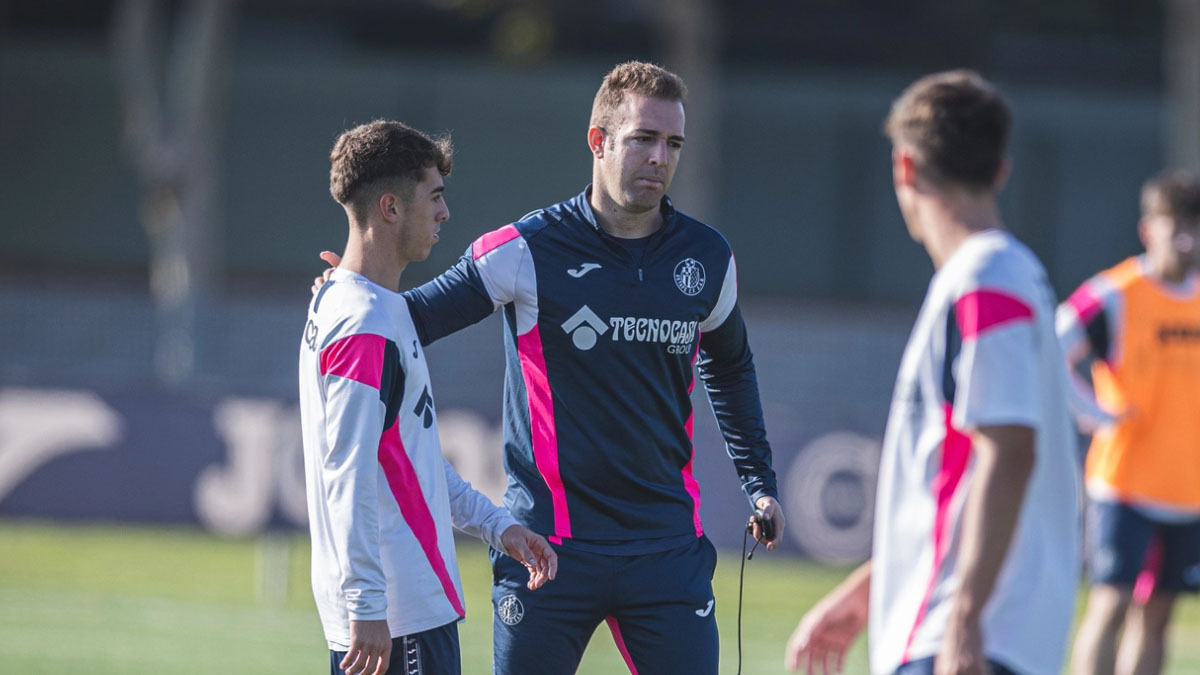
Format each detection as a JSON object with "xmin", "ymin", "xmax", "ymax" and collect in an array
[{"xmin": 0, "ymin": 387, "xmax": 123, "ymax": 502}]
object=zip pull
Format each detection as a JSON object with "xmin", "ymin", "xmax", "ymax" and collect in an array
[{"xmin": 638, "ymin": 268, "xmax": 643, "ymax": 281}]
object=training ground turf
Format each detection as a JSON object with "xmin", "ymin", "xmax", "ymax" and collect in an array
[{"xmin": 1, "ymin": 520, "xmax": 1197, "ymax": 674}]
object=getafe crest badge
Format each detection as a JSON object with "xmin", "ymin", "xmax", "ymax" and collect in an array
[
  {"xmin": 497, "ymin": 594, "xmax": 525, "ymax": 626},
  {"xmin": 674, "ymin": 258, "xmax": 706, "ymax": 296}
]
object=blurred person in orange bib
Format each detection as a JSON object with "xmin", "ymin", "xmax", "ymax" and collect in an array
[{"xmin": 1058, "ymin": 170, "xmax": 1200, "ymax": 675}]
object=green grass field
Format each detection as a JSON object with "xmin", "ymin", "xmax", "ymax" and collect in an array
[{"xmin": 0, "ymin": 520, "xmax": 1197, "ymax": 674}]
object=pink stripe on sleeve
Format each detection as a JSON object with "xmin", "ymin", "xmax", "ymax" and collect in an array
[
  {"xmin": 471, "ymin": 224, "xmax": 521, "ymax": 260},
  {"xmin": 954, "ymin": 288, "xmax": 1034, "ymax": 340},
  {"xmin": 516, "ymin": 325, "xmax": 572, "ymax": 541},
  {"xmin": 377, "ymin": 420, "xmax": 466, "ymax": 618},
  {"xmin": 320, "ymin": 333, "xmax": 386, "ymax": 389},
  {"xmin": 606, "ymin": 617, "xmax": 641, "ymax": 674},
  {"xmin": 901, "ymin": 403, "xmax": 972, "ymax": 663},
  {"xmin": 1066, "ymin": 284, "xmax": 1104, "ymax": 324}
]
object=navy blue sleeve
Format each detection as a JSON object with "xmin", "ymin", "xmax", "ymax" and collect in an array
[
  {"xmin": 1083, "ymin": 307, "xmax": 1111, "ymax": 364},
  {"xmin": 379, "ymin": 339, "xmax": 405, "ymax": 430},
  {"xmin": 403, "ymin": 253, "xmax": 497, "ymax": 346},
  {"xmin": 697, "ymin": 303, "xmax": 778, "ymax": 504}
]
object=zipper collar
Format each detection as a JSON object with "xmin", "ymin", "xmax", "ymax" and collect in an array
[{"xmin": 573, "ymin": 185, "xmax": 678, "ymax": 238}]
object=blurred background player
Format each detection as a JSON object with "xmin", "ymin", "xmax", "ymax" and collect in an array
[
  {"xmin": 1058, "ymin": 170, "xmax": 1200, "ymax": 675},
  {"xmin": 299, "ymin": 120, "xmax": 556, "ymax": 675},
  {"xmin": 314, "ymin": 61, "xmax": 784, "ymax": 675},
  {"xmin": 784, "ymin": 70, "xmax": 1081, "ymax": 675}
]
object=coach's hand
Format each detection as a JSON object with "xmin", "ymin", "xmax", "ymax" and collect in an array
[
  {"xmin": 342, "ymin": 619, "xmax": 391, "ymax": 675},
  {"xmin": 500, "ymin": 524, "xmax": 558, "ymax": 590},
  {"xmin": 751, "ymin": 495, "xmax": 786, "ymax": 552},
  {"xmin": 312, "ymin": 250, "xmax": 342, "ymax": 295}
]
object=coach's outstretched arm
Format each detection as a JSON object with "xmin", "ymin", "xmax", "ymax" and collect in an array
[
  {"xmin": 313, "ymin": 250, "xmax": 498, "ymax": 347},
  {"xmin": 315, "ymin": 236, "xmax": 526, "ymax": 349},
  {"xmin": 785, "ymin": 561, "xmax": 871, "ymax": 674}
]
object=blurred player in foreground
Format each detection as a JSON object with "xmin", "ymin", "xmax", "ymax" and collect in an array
[
  {"xmin": 298, "ymin": 120, "xmax": 556, "ymax": 675},
  {"xmin": 784, "ymin": 70, "xmax": 1081, "ymax": 675},
  {"xmin": 1059, "ymin": 170, "xmax": 1200, "ymax": 675},
  {"xmin": 314, "ymin": 61, "xmax": 783, "ymax": 675}
]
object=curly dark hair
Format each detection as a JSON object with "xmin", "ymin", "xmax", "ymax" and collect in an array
[
  {"xmin": 329, "ymin": 120, "xmax": 453, "ymax": 218},
  {"xmin": 884, "ymin": 70, "xmax": 1011, "ymax": 192}
]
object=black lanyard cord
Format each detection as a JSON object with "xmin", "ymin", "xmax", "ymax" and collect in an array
[{"xmin": 737, "ymin": 526, "xmax": 763, "ymax": 675}]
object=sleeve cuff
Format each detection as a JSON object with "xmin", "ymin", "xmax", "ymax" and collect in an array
[
  {"xmin": 483, "ymin": 513, "xmax": 521, "ymax": 552},
  {"xmin": 748, "ymin": 487, "xmax": 778, "ymax": 507},
  {"xmin": 347, "ymin": 607, "xmax": 388, "ymax": 622}
]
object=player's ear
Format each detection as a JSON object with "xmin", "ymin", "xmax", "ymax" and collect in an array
[
  {"xmin": 993, "ymin": 156, "xmax": 1011, "ymax": 191},
  {"xmin": 892, "ymin": 148, "xmax": 917, "ymax": 190},
  {"xmin": 587, "ymin": 126, "xmax": 606, "ymax": 158},
  {"xmin": 378, "ymin": 191, "xmax": 401, "ymax": 223}
]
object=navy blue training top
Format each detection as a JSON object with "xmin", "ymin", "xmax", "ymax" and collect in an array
[{"xmin": 404, "ymin": 187, "xmax": 778, "ymax": 554}]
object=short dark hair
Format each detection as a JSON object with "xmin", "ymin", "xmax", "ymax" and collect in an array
[
  {"xmin": 329, "ymin": 120, "xmax": 453, "ymax": 218},
  {"xmin": 884, "ymin": 70, "xmax": 1011, "ymax": 191},
  {"xmin": 589, "ymin": 61, "xmax": 687, "ymax": 131},
  {"xmin": 1141, "ymin": 169, "xmax": 1200, "ymax": 221}
]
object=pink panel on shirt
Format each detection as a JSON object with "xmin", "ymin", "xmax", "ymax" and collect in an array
[
  {"xmin": 516, "ymin": 324, "xmax": 572, "ymax": 541},
  {"xmin": 1066, "ymin": 284, "xmax": 1104, "ymax": 324},
  {"xmin": 320, "ymin": 333, "xmax": 385, "ymax": 390},
  {"xmin": 681, "ymin": 445, "xmax": 703, "ymax": 538},
  {"xmin": 606, "ymin": 616, "xmax": 642, "ymax": 675},
  {"xmin": 901, "ymin": 403, "xmax": 973, "ymax": 663},
  {"xmin": 471, "ymin": 224, "xmax": 520, "ymax": 260},
  {"xmin": 378, "ymin": 419, "xmax": 466, "ymax": 618},
  {"xmin": 954, "ymin": 289, "xmax": 1033, "ymax": 340},
  {"xmin": 682, "ymin": 346, "xmax": 703, "ymax": 536}
]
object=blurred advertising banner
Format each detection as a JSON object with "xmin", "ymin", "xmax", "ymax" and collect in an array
[
  {"xmin": 0, "ymin": 384, "xmax": 884, "ymax": 564},
  {"xmin": 0, "ymin": 293, "xmax": 916, "ymax": 563}
]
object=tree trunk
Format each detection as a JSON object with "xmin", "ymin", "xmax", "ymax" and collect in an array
[
  {"xmin": 111, "ymin": 0, "xmax": 233, "ymax": 386},
  {"xmin": 654, "ymin": 0, "xmax": 721, "ymax": 225},
  {"xmin": 1165, "ymin": 0, "xmax": 1200, "ymax": 175}
]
